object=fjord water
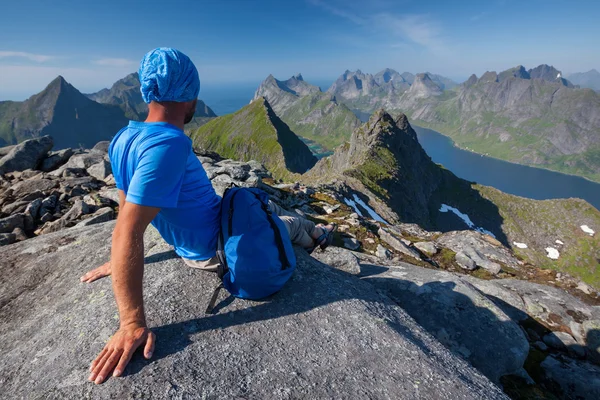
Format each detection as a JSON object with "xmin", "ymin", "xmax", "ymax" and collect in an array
[{"xmin": 414, "ymin": 126, "xmax": 600, "ymax": 210}]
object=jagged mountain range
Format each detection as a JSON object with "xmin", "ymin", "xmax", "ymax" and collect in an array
[
  {"xmin": 326, "ymin": 69, "xmax": 457, "ymax": 120},
  {"xmin": 393, "ymin": 65, "xmax": 600, "ymax": 182},
  {"xmin": 271, "ymin": 64, "xmax": 596, "ymax": 182},
  {"xmin": 0, "ymin": 74, "xmax": 217, "ymax": 150}
]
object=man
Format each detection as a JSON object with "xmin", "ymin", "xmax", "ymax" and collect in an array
[{"xmin": 85, "ymin": 48, "xmax": 335, "ymax": 384}]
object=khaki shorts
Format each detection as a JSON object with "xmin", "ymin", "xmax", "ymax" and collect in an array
[{"xmin": 182, "ymin": 256, "xmax": 220, "ymax": 272}]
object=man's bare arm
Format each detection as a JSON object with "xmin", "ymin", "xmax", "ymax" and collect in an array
[{"xmin": 88, "ymin": 200, "xmax": 159, "ymax": 384}]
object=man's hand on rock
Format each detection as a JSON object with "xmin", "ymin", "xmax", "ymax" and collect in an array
[
  {"xmin": 80, "ymin": 261, "xmax": 112, "ymax": 283},
  {"xmin": 88, "ymin": 323, "xmax": 155, "ymax": 384}
]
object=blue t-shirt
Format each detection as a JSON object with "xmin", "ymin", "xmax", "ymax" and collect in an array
[{"xmin": 109, "ymin": 121, "xmax": 221, "ymax": 261}]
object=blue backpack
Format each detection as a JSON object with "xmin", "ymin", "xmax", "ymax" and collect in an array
[{"xmin": 206, "ymin": 187, "xmax": 297, "ymax": 313}]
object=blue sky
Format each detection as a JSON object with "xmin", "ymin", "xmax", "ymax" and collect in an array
[{"xmin": 1, "ymin": 0, "xmax": 599, "ymax": 100}]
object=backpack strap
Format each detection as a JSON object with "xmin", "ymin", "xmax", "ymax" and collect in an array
[
  {"xmin": 205, "ymin": 283, "xmax": 223, "ymax": 314},
  {"xmin": 250, "ymin": 192, "xmax": 291, "ymax": 270}
]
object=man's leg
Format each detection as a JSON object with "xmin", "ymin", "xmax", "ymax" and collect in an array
[{"xmin": 269, "ymin": 201, "xmax": 320, "ymax": 248}]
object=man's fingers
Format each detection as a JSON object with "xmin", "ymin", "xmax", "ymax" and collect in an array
[
  {"xmin": 95, "ymin": 349, "xmax": 123, "ymax": 384},
  {"xmin": 90, "ymin": 347, "xmax": 108, "ymax": 371},
  {"xmin": 144, "ymin": 331, "xmax": 155, "ymax": 359},
  {"xmin": 89, "ymin": 348, "xmax": 113, "ymax": 381},
  {"xmin": 113, "ymin": 346, "xmax": 135, "ymax": 377}
]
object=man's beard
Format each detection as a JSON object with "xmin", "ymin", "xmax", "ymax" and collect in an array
[{"xmin": 184, "ymin": 107, "xmax": 196, "ymax": 124}]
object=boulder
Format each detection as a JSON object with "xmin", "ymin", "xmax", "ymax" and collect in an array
[
  {"xmin": 76, "ymin": 207, "xmax": 115, "ymax": 227},
  {"xmin": 214, "ymin": 164, "xmax": 250, "ymax": 181},
  {"xmin": 312, "ymin": 247, "xmax": 361, "ymax": 274},
  {"xmin": 468, "ymin": 278, "xmax": 600, "ymax": 343},
  {"xmin": 0, "ymin": 232, "xmax": 16, "ymax": 246},
  {"xmin": 343, "ymin": 237, "xmax": 361, "ymax": 250},
  {"xmin": 40, "ymin": 148, "xmax": 74, "ymax": 172},
  {"xmin": 12, "ymin": 227, "xmax": 27, "ymax": 241},
  {"xmin": 87, "ymin": 160, "xmax": 112, "ymax": 180},
  {"xmin": 0, "ymin": 213, "xmax": 25, "ymax": 234},
  {"xmin": 0, "ymin": 222, "xmax": 506, "ymax": 399},
  {"xmin": 39, "ymin": 195, "xmax": 58, "ymax": 216},
  {"xmin": 358, "ymin": 262, "xmax": 530, "ymax": 383},
  {"xmin": 0, "ymin": 144, "xmax": 16, "ymax": 157},
  {"xmin": 543, "ymin": 331, "xmax": 576, "ymax": 350},
  {"xmin": 0, "ymin": 136, "xmax": 53, "ymax": 174},
  {"xmin": 1, "ymin": 200, "xmax": 29, "ymax": 215},
  {"xmin": 541, "ymin": 355, "xmax": 600, "ymax": 400},
  {"xmin": 9, "ymin": 178, "xmax": 58, "ymax": 199},
  {"xmin": 378, "ymin": 228, "xmax": 421, "ymax": 260},
  {"xmin": 97, "ymin": 188, "xmax": 120, "ymax": 204},
  {"xmin": 91, "ymin": 141, "xmax": 110, "ymax": 154},
  {"xmin": 583, "ymin": 320, "xmax": 600, "ymax": 363},
  {"xmin": 415, "ymin": 241, "xmax": 437, "ymax": 255},
  {"xmin": 456, "ymin": 251, "xmax": 477, "ymax": 271},
  {"xmin": 376, "ymin": 244, "xmax": 392, "ymax": 260},
  {"xmin": 39, "ymin": 200, "xmax": 91, "ymax": 234},
  {"xmin": 50, "ymin": 152, "xmax": 104, "ymax": 177},
  {"xmin": 436, "ymin": 231, "xmax": 520, "ymax": 273}
]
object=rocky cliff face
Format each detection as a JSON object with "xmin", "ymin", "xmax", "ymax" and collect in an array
[
  {"xmin": 397, "ymin": 65, "xmax": 600, "ymax": 182},
  {"xmin": 191, "ymin": 98, "xmax": 317, "ymax": 179},
  {"xmin": 0, "ymin": 76, "xmax": 129, "ymax": 149}
]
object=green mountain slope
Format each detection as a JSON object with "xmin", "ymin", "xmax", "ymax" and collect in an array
[{"xmin": 191, "ymin": 98, "xmax": 317, "ymax": 180}]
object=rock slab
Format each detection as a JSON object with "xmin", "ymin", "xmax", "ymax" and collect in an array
[{"xmin": 0, "ymin": 221, "xmax": 506, "ymax": 399}]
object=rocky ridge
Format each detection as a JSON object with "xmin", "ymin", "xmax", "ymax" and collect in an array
[{"xmin": 2, "ymin": 138, "xmax": 600, "ymax": 398}]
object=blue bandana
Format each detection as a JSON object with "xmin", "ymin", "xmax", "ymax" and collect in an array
[{"xmin": 138, "ymin": 48, "xmax": 200, "ymax": 104}]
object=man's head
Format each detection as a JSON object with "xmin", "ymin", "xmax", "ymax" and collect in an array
[{"xmin": 139, "ymin": 48, "xmax": 200, "ymax": 124}]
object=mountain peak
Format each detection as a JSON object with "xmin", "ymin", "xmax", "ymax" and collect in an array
[
  {"xmin": 498, "ymin": 65, "xmax": 530, "ymax": 82},
  {"xmin": 528, "ymin": 64, "xmax": 574, "ymax": 87},
  {"xmin": 293, "ymin": 73, "xmax": 304, "ymax": 81},
  {"xmin": 192, "ymin": 97, "xmax": 317, "ymax": 178}
]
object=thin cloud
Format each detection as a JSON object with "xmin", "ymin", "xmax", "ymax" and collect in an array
[
  {"xmin": 307, "ymin": 0, "xmax": 446, "ymax": 53},
  {"xmin": 93, "ymin": 58, "xmax": 137, "ymax": 68},
  {"xmin": 0, "ymin": 51, "xmax": 54, "ymax": 63},
  {"xmin": 470, "ymin": 12, "xmax": 488, "ymax": 21},
  {"xmin": 306, "ymin": 0, "xmax": 365, "ymax": 25}
]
